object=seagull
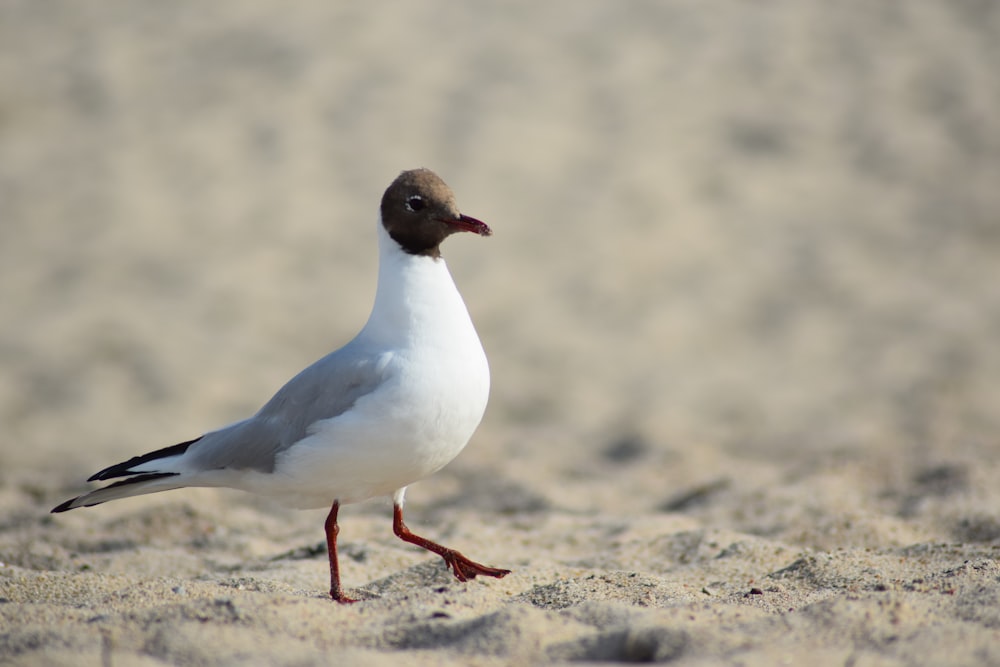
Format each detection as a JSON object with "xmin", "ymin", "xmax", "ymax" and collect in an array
[{"xmin": 52, "ymin": 168, "xmax": 510, "ymax": 602}]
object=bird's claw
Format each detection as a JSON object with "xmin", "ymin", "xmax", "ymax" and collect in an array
[{"xmin": 442, "ymin": 550, "xmax": 511, "ymax": 582}]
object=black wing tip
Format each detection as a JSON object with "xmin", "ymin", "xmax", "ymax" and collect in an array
[
  {"xmin": 55, "ymin": 437, "xmax": 199, "ymax": 512},
  {"xmin": 52, "ymin": 472, "xmax": 182, "ymax": 514},
  {"xmin": 51, "ymin": 498, "xmax": 79, "ymax": 513},
  {"xmin": 86, "ymin": 437, "xmax": 202, "ymax": 482}
]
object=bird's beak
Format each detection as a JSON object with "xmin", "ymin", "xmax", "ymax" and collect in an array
[{"xmin": 441, "ymin": 214, "xmax": 492, "ymax": 237}]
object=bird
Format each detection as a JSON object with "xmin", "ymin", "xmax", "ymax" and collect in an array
[{"xmin": 52, "ymin": 168, "xmax": 511, "ymax": 603}]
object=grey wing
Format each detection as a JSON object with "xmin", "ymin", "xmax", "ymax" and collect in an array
[{"xmin": 185, "ymin": 347, "xmax": 387, "ymax": 474}]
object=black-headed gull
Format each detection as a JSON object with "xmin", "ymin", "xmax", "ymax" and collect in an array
[{"xmin": 53, "ymin": 168, "xmax": 510, "ymax": 602}]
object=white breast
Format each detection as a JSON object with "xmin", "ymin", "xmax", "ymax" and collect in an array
[{"xmin": 263, "ymin": 222, "xmax": 490, "ymax": 508}]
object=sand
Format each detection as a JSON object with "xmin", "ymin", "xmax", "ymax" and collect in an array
[{"xmin": 3, "ymin": 1, "xmax": 1000, "ymax": 665}]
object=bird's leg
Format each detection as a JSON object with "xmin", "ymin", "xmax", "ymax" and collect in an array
[
  {"xmin": 325, "ymin": 501, "xmax": 357, "ymax": 603},
  {"xmin": 392, "ymin": 502, "xmax": 511, "ymax": 582}
]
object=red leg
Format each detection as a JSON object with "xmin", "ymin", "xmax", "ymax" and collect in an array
[
  {"xmin": 325, "ymin": 501, "xmax": 357, "ymax": 603},
  {"xmin": 392, "ymin": 503, "xmax": 511, "ymax": 582}
]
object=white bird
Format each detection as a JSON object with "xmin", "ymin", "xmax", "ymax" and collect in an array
[{"xmin": 52, "ymin": 168, "xmax": 510, "ymax": 602}]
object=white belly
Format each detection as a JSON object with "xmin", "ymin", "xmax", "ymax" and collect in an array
[
  {"xmin": 263, "ymin": 344, "xmax": 489, "ymax": 508},
  {"xmin": 247, "ymin": 235, "xmax": 491, "ymax": 509}
]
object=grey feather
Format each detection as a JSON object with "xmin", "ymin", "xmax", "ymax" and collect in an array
[
  {"xmin": 52, "ymin": 473, "xmax": 184, "ymax": 512},
  {"xmin": 184, "ymin": 347, "xmax": 387, "ymax": 473}
]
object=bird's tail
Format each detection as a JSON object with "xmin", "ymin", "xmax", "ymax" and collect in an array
[
  {"xmin": 51, "ymin": 473, "xmax": 186, "ymax": 512},
  {"xmin": 51, "ymin": 437, "xmax": 202, "ymax": 513}
]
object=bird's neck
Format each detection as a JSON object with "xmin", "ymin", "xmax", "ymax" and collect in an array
[{"xmin": 360, "ymin": 222, "xmax": 474, "ymax": 348}]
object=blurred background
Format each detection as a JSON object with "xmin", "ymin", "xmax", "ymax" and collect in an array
[{"xmin": 1, "ymin": 1, "xmax": 998, "ymax": 511}]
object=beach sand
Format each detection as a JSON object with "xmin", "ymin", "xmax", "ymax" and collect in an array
[{"xmin": 2, "ymin": 1, "xmax": 1000, "ymax": 664}]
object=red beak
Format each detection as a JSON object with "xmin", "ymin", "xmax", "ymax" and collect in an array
[{"xmin": 441, "ymin": 214, "xmax": 492, "ymax": 237}]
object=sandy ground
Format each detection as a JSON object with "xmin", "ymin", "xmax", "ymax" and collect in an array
[{"xmin": 3, "ymin": 1, "xmax": 1000, "ymax": 665}]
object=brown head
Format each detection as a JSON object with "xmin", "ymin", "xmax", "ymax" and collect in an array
[{"xmin": 380, "ymin": 168, "xmax": 492, "ymax": 258}]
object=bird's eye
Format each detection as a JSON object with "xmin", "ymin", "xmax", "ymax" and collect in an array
[{"xmin": 405, "ymin": 195, "xmax": 425, "ymax": 212}]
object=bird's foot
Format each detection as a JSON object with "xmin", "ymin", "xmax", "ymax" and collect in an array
[
  {"xmin": 441, "ymin": 550, "xmax": 511, "ymax": 582},
  {"xmin": 330, "ymin": 587, "xmax": 359, "ymax": 604}
]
